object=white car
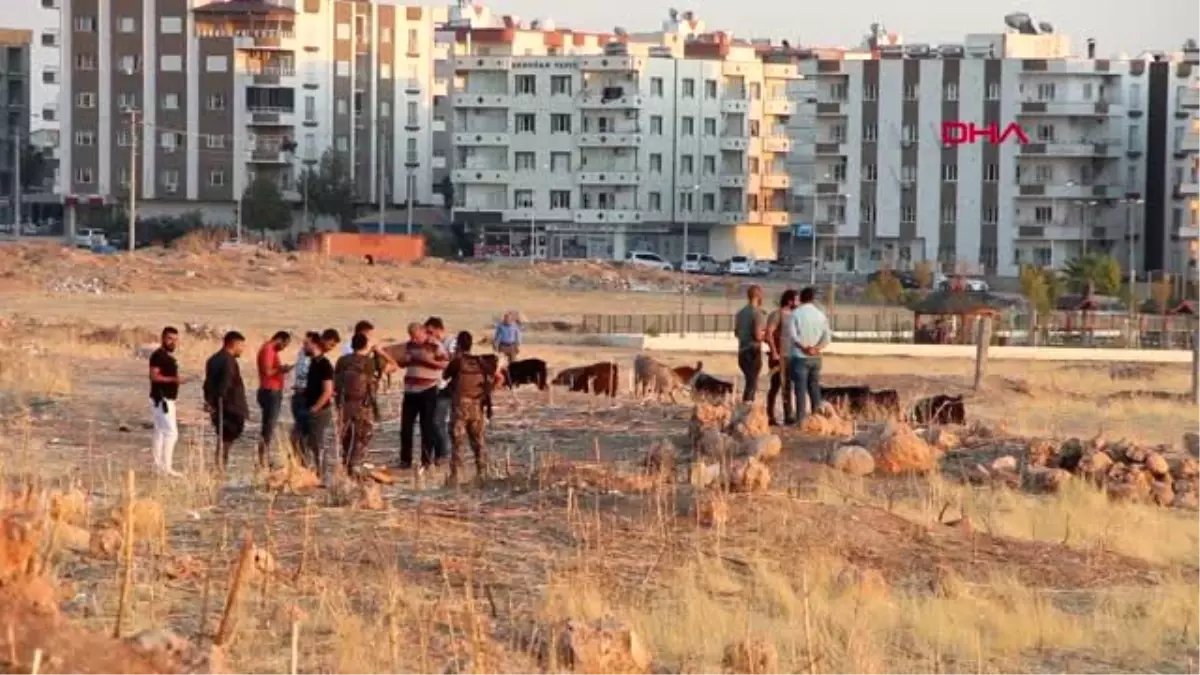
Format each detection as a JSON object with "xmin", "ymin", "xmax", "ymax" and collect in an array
[
  {"xmin": 681, "ymin": 253, "xmax": 720, "ymax": 274},
  {"xmin": 625, "ymin": 251, "xmax": 673, "ymax": 271},
  {"xmin": 752, "ymin": 259, "xmax": 775, "ymax": 276},
  {"xmin": 727, "ymin": 255, "xmax": 755, "ymax": 276},
  {"xmin": 938, "ymin": 277, "xmax": 990, "ymax": 292},
  {"xmin": 74, "ymin": 228, "xmax": 108, "ymax": 249}
]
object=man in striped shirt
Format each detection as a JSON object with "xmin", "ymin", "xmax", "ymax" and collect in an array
[{"xmin": 398, "ymin": 321, "xmax": 449, "ymax": 471}]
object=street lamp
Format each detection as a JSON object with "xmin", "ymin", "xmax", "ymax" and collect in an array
[{"xmin": 680, "ymin": 184, "xmax": 700, "ymax": 335}]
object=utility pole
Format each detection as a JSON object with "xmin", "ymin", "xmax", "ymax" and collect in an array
[
  {"xmin": 377, "ymin": 130, "xmax": 386, "ymax": 234},
  {"xmin": 12, "ymin": 128, "xmax": 21, "ymax": 238},
  {"xmin": 127, "ymin": 109, "xmax": 139, "ymax": 252}
]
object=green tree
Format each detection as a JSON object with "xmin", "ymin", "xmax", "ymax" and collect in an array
[
  {"xmin": 1019, "ymin": 264, "xmax": 1053, "ymax": 316},
  {"xmin": 19, "ymin": 144, "xmax": 50, "ymax": 192},
  {"xmin": 241, "ymin": 176, "xmax": 292, "ymax": 235},
  {"xmin": 1064, "ymin": 253, "xmax": 1122, "ymax": 296},
  {"xmin": 913, "ymin": 260, "xmax": 934, "ymax": 290},
  {"xmin": 303, "ymin": 150, "xmax": 358, "ymax": 231},
  {"xmin": 876, "ymin": 268, "xmax": 903, "ymax": 304}
]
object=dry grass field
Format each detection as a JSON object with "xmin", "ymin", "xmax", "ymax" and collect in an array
[{"xmin": 0, "ymin": 244, "xmax": 1197, "ymax": 674}]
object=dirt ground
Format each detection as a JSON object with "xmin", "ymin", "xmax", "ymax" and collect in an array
[{"xmin": 0, "ymin": 244, "xmax": 1197, "ymax": 674}]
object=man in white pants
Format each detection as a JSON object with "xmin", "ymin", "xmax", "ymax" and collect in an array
[{"xmin": 149, "ymin": 326, "xmax": 187, "ymax": 476}]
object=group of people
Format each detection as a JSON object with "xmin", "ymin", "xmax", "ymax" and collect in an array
[
  {"xmin": 145, "ymin": 313, "xmax": 527, "ymax": 487},
  {"xmin": 734, "ymin": 284, "xmax": 832, "ymax": 427}
]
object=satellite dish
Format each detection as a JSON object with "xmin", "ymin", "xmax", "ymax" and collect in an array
[
  {"xmin": 1185, "ymin": 38, "xmax": 1198, "ymax": 50},
  {"xmin": 1037, "ymin": 22, "xmax": 1054, "ymax": 34},
  {"xmin": 668, "ymin": 8, "xmax": 679, "ymax": 21},
  {"xmin": 1003, "ymin": 12, "xmax": 1037, "ymax": 34},
  {"xmin": 781, "ymin": 39, "xmax": 791, "ymax": 49},
  {"xmin": 613, "ymin": 26, "xmax": 627, "ymax": 36}
]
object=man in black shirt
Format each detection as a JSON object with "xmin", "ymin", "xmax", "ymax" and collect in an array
[
  {"xmin": 203, "ymin": 331, "xmax": 249, "ymax": 474},
  {"xmin": 299, "ymin": 328, "xmax": 338, "ymax": 482},
  {"xmin": 149, "ymin": 326, "xmax": 187, "ymax": 477}
]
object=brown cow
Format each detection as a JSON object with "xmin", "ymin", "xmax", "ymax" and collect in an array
[{"xmin": 551, "ymin": 362, "xmax": 619, "ymax": 397}]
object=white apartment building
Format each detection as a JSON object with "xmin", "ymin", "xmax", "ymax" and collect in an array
[
  {"xmin": 1160, "ymin": 41, "xmax": 1198, "ymax": 275},
  {"xmin": 449, "ymin": 11, "xmax": 798, "ymax": 261},
  {"xmin": 787, "ymin": 29, "xmax": 1159, "ymax": 278},
  {"xmin": 58, "ymin": 0, "xmax": 443, "ymax": 230},
  {"xmin": 11, "ymin": 0, "xmax": 62, "ymax": 144}
]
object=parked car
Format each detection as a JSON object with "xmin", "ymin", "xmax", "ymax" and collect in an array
[
  {"xmin": 625, "ymin": 250, "xmax": 674, "ymax": 271},
  {"xmin": 726, "ymin": 255, "xmax": 755, "ymax": 276},
  {"xmin": 937, "ymin": 277, "xmax": 990, "ymax": 292},
  {"xmin": 681, "ymin": 253, "xmax": 721, "ymax": 274},
  {"xmin": 74, "ymin": 228, "xmax": 108, "ymax": 249},
  {"xmin": 752, "ymin": 259, "xmax": 775, "ymax": 276}
]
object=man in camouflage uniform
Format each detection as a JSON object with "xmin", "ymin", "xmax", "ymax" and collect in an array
[
  {"xmin": 442, "ymin": 331, "xmax": 496, "ymax": 486},
  {"xmin": 334, "ymin": 332, "xmax": 378, "ymax": 474}
]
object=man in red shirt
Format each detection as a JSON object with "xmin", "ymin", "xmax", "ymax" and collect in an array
[{"xmin": 256, "ymin": 331, "xmax": 292, "ymax": 469}]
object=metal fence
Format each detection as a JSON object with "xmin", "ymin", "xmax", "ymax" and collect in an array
[{"xmin": 580, "ymin": 311, "xmax": 1200, "ymax": 349}]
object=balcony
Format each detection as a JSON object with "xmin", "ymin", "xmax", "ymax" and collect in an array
[
  {"xmin": 577, "ymin": 133, "xmax": 641, "ymax": 147},
  {"xmin": 762, "ymin": 135, "xmax": 792, "ymax": 153},
  {"xmin": 577, "ymin": 90, "xmax": 642, "ymax": 108},
  {"xmin": 1018, "ymin": 99, "xmax": 1123, "ymax": 117},
  {"xmin": 452, "ymin": 93, "xmax": 509, "ymax": 108},
  {"xmin": 1181, "ymin": 87, "xmax": 1199, "ymax": 109},
  {"xmin": 249, "ymin": 148, "xmax": 289, "ymax": 163},
  {"xmin": 576, "ymin": 171, "xmax": 641, "ymax": 185},
  {"xmin": 719, "ymin": 137, "xmax": 748, "ymax": 151},
  {"xmin": 454, "ymin": 56, "xmax": 512, "ymax": 71},
  {"xmin": 578, "ymin": 55, "xmax": 644, "ymax": 72},
  {"xmin": 815, "ymin": 142, "xmax": 846, "ymax": 156},
  {"xmin": 249, "ymin": 66, "xmax": 295, "ymax": 85},
  {"xmin": 231, "ymin": 32, "xmax": 296, "ymax": 50},
  {"xmin": 761, "ymin": 173, "xmax": 791, "ymax": 190},
  {"xmin": 1177, "ymin": 179, "xmax": 1199, "ymax": 196},
  {"xmin": 761, "ymin": 210, "xmax": 789, "ymax": 227},
  {"xmin": 1017, "ymin": 182, "xmax": 1121, "ymax": 199},
  {"xmin": 763, "ymin": 99, "xmax": 796, "ymax": 116},
  {"xmin": 721, "ymin": 98, "xmax": 749, "ymax": 114},
  {"xmin": 453, "ymin": 131, "xmax": 510, "ymax": 146},
  {"xmin": 246, "ymin": 108, "xmax": 295, "ymax": 126},
  {"xmin": 1020, "ymin": 140, "xmax": 1122, "ymax": 158},
  {"xmin": 1181, "ymin": 129, "xmax": 1200, "ymax": 154},
  {"xmin": 719, "ymin": 175, "xmax": 746, "ymax": 188},
  {"xmin": 815, "ymin": 102, "xmax": 845, "ymax": 117},
  {"xmin": 574, "ymin": 209, "xmax": 642, "ymax": 224},
  {"xmin": 719, "ymin": 210, "xmax": 745, "ymax": 225},
  {"xmin": 452, "ymin": 169, "xmax": 510, "ymax": 183},
  {"xmin": 763, "ymin": 63, "xmax": 800, "ymax": 80}
]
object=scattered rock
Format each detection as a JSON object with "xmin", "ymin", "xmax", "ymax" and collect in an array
[
  {"xmin": 989, "ymin": 455, "xmax": 1018, "ymax": 474},
  {"xmin": 1105, "ymin": 465, "xmax": 1152, "ymax": 503},
  {"xmin": 644, "ymin": 440, "xmax": 677, "ymax": 478},
  {"xmin": 690, "ymin": 402, "xmax": 732, "ymax": 448},
  {"xmin": 127, "ymin": 629, "xmax": 226, "ymax": 674},
  {"xmin": 1025, "ymin": 438, "xmax": 1057, "ymax": 468},
  {"xmin": 722, "ymin": 637, "xmax": 779, "ymax": 674},
  {"xmin": 688, "ymin": 462, "xmax": 721, "ymax": 489},
  {"xmin": 925, "ymin": 427, "xmax": 961, "ymax": 453},
  {"xmin": 1144, "ymin": 452, "xmax": 1170, "ymax": 478},
  {"xmin": 695, "ymin": 428, "xmax": 734, "ymax": 459},
  {"xmin": 729, "ymin": 457, "xmax": 772, "ymax": 493},
  {"xmin": 741, "ymin": 434, "xmax": 782, "ymax": 462},
  {"xmin": 729, "ymin": 403, "xmax": 770, "ymax": 440},
  {"xmin": 550, "ymin": 618, "xmax": 652, "ymax": 674},
  {"xmin": 873, "ymin": 420, "xmax": 936, "ymax": 475},
  {"xmin": 1055, "ymin": 438, "xmax": 1086, "ymax": 471},
  {"xmin": 831, "ymin": 445, "xmax": 875, "ymax": 477},
  {"xmin": 965, "ymin": 464, "xmax": 991, "ymax": 485},
  {"xmin": 1024, "ymin": 467, "xmax": 1071, "ymax": 494},
  {"xmin": 1150, "ymin": 480, "xmax": 1175, "ymax": 507},
  {"xmin": 1184, "ymin": 432, "xmax": 1199, "ymax": 458}
]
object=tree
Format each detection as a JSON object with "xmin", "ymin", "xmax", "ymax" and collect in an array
[
  {"xmin": 240, "ymin": 176, "xmax": 292, "ymax": 234},
  {"xmin": 1064, "ymin": 252, "xmax": 1122, "ymax": 296},
  {"xmin": 19, "ymin": 144, "xmax": 50, "ymax": 192},
  {"xmin": 876, "ymin": 268, "xmax": 903, "ymax": 304},
  {"xmin": 913, "ymin": 260, "xmax": 934, "ymax": 290},
  {"xmin": 303, "ymin": 150, "xmax": 357, "ymax": 231},
  {"xmin": 437, "ymin": 175, "xmax": 454, "ymax": 211},
  {"xmin": 1150, "ymin": 275, "xmax": 1173, "ymax": 314},
  {"xmin": 1019, "ymin": 264, "xmax": 1053, "ymax": 316}
]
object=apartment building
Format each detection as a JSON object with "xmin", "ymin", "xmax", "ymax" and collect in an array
[
  {"xmin": 0, "ymin": 29, "xmax": 32, "ymax": 223},
  {"xmin": 449, "ymin": 11, "xmax": 798, "ymax": 261},
  {"xmin": 8, "ymin": 1, "xmax": 61, "ymax": 154},
  {"xmin": 786, "ymin": 29, "xmax": 1163, "ymax": 278},
  {"xmin": 58, "ymin": 0, "xmax": 442, "ymax": 228},
  {"xmin": 1142, "ymin": 41, "xmax": 1198, "ymax": 276}
]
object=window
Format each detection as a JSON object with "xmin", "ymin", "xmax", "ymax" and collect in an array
[
  {"xmin": 304, "ymin": 95, "xmax": 315, "ymax": 121},
  {"xmin": 380, "ymin": 27, "xmax": 391, "ymax": 43},
  {"xmin": 831, "ymin": 124, "xmax": 846, "ymax": 143},
  {"xmin": 830, "ymin": 82, "xmax": 847, "ymax": 101},
  {"xmin": 161, "ymin": 93, "xmax": 179, "ymax": 110},
  {"xmin": 705, "ymin": 79, "xmax": 718, "ymax": 99},
  {"xmin": 117, "ymin": 92, "xmax": 137, "ymax": 109},
  {"xmin": 704, "ymin": 117, "xmax": 717, "ymax": 136},
  {"xmin": 550, "ymin": 75, "xmax": 572, "ymax": 96},
  {"xmin": 513, "ymin": 189, "xmax": 533, "ymax": 209},
  {"xmin": 549, "ymin": 190, "xmax": 571, "ymax": 209},
  {"xmin": 160, "ymin": 16, "xmax": 182, "ymax": 34},
  {"xmin": 407, "ymin": 29, "xmax": 419, "ymax": 54},
  {"xmin": 74, "ymin": 16, "xmax": 95, "ymax": 32},
  {"xmin": 206, "ymin": 134, "xmax": 225, "ymax": 149},
  {"xmin": 1080, "ymin": 82, "xmax": 1093, "ymax": 101},
  {"xmin": 649, "ymin": 153, "xmax": 663, "ymax": 173},
  {"xmin": 650, "ymin": 115, "xmax": 663, "ymax": 135},
  {"xmin": 76, "ymin": 92, "xmax": 96, "ymax": 108},
  {"xmin": 41, "ymin": 31, "xmax": 57, "ymax": 47},
  {"xmin": 118, "ymin": 16, "xmax": 136, "ymax": 33},
  {"xmin": 1035, "ymin": 123, "xmax": 1055, "ymax": 142},
  {"xmin": 160, "ymin": 131, "xmax": 180, "ymax": 151},
  {"xmin": 550, "ymin": 114, "xmax": 571, "ymax": 133},
  {"xmin": 74, "ymin": 53, "xmax": 95, "ymax": 70},
  {"xmin": 986, "ymin": 82, "xmax": 1001, "ymax": 100},
  {"xmin": 117, "ymin": 130, "xmax": 131, "ymax": 147},
  {"xmin": 681, "ymin": 116, "xmax": 695, "ymax": 136},
  {"xmin": 74, "ymin": 131, "xmax": 95, "ymax": 146},
  {"xmin": 940, "ymin": 205, "xmax": 956, "ymax": 224},
  {"xmin": 335, "ymin": 135, "xmax": 349, "ymax": 151},
  {"xmin": 863, "ymin": 164, "xmax": 878, "ymax": 181},
  {"xmin": 1128, "ymin": 124, "xmax": 1140, "ymax": 151},
  {"xmin": 42, "ymin": 69, "xmax": 57, "ymax": 85},
  {"xmin": 983, "ymin": 163, "xmax": 1000, "ymax": 182},
  {"xmin": 982, "ymin": 206, "xmax": 999, "ymax": 225},
  {"xmin": 901, "ymin": 164, "xmax": 917, "ymax": 183},
  {"xmin": 830, "ymin": 163, "xmax": 847, "ymax": 181},
  {"xmin": 335, "ymin": 98, "xmax": 348, "ymax": 115},
  {"xmin": 703, "ymin": 155, "xmax": 716, "ymax": 175},
  {"xmin": 1032, "ymin": 206, "xmax": 1054, "ymax": 224},
  {"xmin": 902, "ymin": 124, "xmax": 918, "ymax": 143},
  {"xmin": 42, "ymin": 0, "xmax": 57, "ymax": 7},
  {"xmin": 941, "ymin": 163, "xmax": 958, "ymax": 182},
  {"xmin": 862, "ymin": 123, "xmax": 877, "ymax": 142},
  {"xmin": 514, "ymin": 152, "xmax": 535, "ymax": 171},
  {"xmin": 406, "ymin": 138, "xmax": 418, "ymax": 164},
  {"xmin": 336, "ymin": 23, "xmax": 351, "ymax": 40},
  {"xmin": 650, "ymin": 77, "xmax": 664, "ymax": 97},
  {"xmin": 903, "ymin": 84, "xmax": 917, "ymax": 100},
  {"xmin": 41, "ymin": 106, "xmax": 56, "ymax": 122},
  {"xmin": 515, "ymin": 75, "xmax": 536, "ymax": 95},
  {"xmin": 1129, "ymin": 83, "xmax": 1141, "ymax": 107},
  {"xmin": 207, "ymin": 94, "xmax": 226, "ymax": 110},
  {"xmin": 860, "ymin": 202, "xmax": 876, "ymax": 224},
  {"xmin": 159, "ymin": 54, "xmax": 182, "ymax": 72},
  {"xmin": 118, "ymin": 55, "xmax": 142, "ymax": 73},
  {"xmin": 406, "ymin": 101, "xmax": 418, "ymax": 126},
  {"xmin": 679, "ymin": 190, "xmax": 694, "ymax": 211},
  {"xmin": 208, "ymin": 170, "xmax": 225, "ymax": 187},
  {"xmin": 205, "ymin": 55, "xmax": 228, "ymax": 72},
  {"xmin": 700, "ymin": 193, "xmax": 715, "ymax": 212},
  {"xmin": 1034, "ymin": 165, "xmax": 1053, "ymax": 183},
  {"xmin": 648, "ymin": 192, "xmax": 662, "ymax": 210},
  {"xmin": 1126, "ymin": 165, "xmax": 1138, "ymax": 191},
  {"xmin": 901, "ymin": 206, "xmax": 917, "ymax": 223},
  {"xmin": 862, "ymin": 84, "xmax": 877, "ymax": 101},
  {"xmin": 944, "ymin": 83, "xmax": 958, "ymax": 101},
  {"xmin": 681, "ymin": 78, "xmax": 695, "ymax": 98},
  {"xmin": 680, "ymin": 154, "xmax": 694, "ymax": 175},
  {"xmin": 74, "ymin": 168, "xmax": 94, "ymax": 184},
  {"xmin": 1035, "ymin": 83, "xmax": 1055, "ymax": 101},
  {"xmin": 515, "ymin": 114, "xmax": 536, "ymax": 134}
]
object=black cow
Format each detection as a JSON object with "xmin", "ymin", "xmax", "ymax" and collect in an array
[
  {"xmin": 821, "ymin": 385, "xmax": 872, "ymax": 416},
  {"xmin": 692, "ymin": 372, "xmax": 733, "ymax": 399},
  {"xmin": 910, "ymin": 394, "xmax": 966, "ymax": 425},
  {"xmin": 502, "ymin": 358, "xmax": 548, "ymax": 390},
  {"xmin": 867, "ymin": 389, "xmax": 902, "ymax": 417}
]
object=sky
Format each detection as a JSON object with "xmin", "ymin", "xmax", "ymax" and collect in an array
[{"xmin": 486, "ymin": 0, "xmax": 1198, "ymax": 57}]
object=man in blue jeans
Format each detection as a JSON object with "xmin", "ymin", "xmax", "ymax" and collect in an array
[{"xmin": 788, "ymin": 286, "xmax": 832, "ymax": 427}]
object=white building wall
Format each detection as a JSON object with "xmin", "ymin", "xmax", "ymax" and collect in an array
[
  {"xmin": 11, "ymin": 0, "xmax": 62, "ymax": 139},
  {"xmin": 996, "ymin": 59, "xmax": 1022, "ymax": 276},
  {"xmin": 842, "ymin": 63, "xmax": 863, "ymax": 240},
  {"xmin": 96, "ymin": 0, "xmax": 112, "ymax": 196},
  {"xmin": 955, "ymin": 58, "xmax": 985, "ymax": 265},
  {"xmin": 875, "ymin": 59, "xmax": 903, "ymax": 239},
  {"xmin": 915, "ymin": 59, "xmax": 943, "ymax": 262}
]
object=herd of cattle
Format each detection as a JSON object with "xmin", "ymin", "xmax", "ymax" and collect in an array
[{"xmin": 494, "ymin": 355, "xmax": 968, "ymax": 426}]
